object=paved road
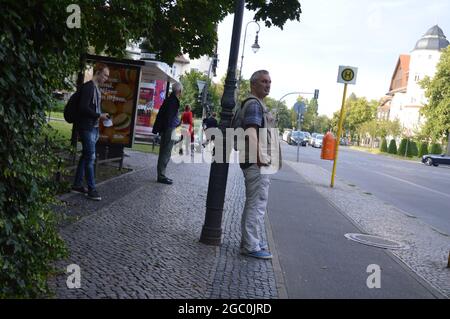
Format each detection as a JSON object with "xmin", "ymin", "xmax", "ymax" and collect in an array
[{"xmin": 281, "ymin": 142, "xmax": 450, "ymax": 235}]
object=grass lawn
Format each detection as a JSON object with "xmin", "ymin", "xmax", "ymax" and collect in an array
[
  {"xmin": 349, "ymin": 145, "xmax": 420, "ymax": 162},
  {"xmin": 47, "ymin": 120, "xmax": 73, "ymax": 143},
  {"xmin": 45, "ymin": 111, "xmax": 64, "ymax": 119},
  {"xmin": 47, "ymin": 117, "xmax": 159, "ymax": 155}
]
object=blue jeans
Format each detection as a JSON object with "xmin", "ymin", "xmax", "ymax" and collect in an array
[{"xmin": 73, "ymin": 128, "xmax": 99, "ymax": 191}]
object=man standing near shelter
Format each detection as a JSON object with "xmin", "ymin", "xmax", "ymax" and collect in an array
[
  {"xmin": 152, "ymin": 82, "xmax": 183, "ymax": 185},
  {"xmin": 239, "ymin": 70, "xmax": 281, "ymax": 260},
  {"xmin": 72, "ymin": 63, "xmax": 110, "ymax": 201}
]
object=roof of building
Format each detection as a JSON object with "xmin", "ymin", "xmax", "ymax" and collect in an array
[
  {"xmin": 413, "ymin": 25, "xmax": 449, "ymax": 51},
  {"xmin": 388, "ymin": 54, "xmax": 410, "ymax": 94}
]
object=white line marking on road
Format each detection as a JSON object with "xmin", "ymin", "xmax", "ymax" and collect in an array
[{"xmin": 373, "ymin": 171, "xmax": 450, "ymax": 199}]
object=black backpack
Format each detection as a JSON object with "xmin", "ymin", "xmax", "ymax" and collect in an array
[{"xmin": 64, "ymin": 90, "xmax": 81, "ymax": 123}]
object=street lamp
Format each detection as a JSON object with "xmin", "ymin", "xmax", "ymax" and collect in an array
[
  {"xmin": 200, "ymin": 0, "xmax": 245, "ymax": 246},
  {"xmin": 237, "ymin": 20, "xmax": 261, "ymax": 93}
]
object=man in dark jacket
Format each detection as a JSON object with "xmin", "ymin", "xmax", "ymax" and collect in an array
[
  {"xmin": 152, "ymin": 82, "xmax": 183, "ymax": 184},
  {"xmin": 202, "ymin": 112, "xmax": 218, "ymax": 147},
  {"xmin": 71, "ymin": 63, "xmax": 110, "ymax": 200}
]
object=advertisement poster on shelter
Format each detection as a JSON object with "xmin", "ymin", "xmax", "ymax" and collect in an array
[
  {"xmin": 97, "ymin": 64, "xmax": 141, "ymax": 147},
  {"xmin": 135, "ymin": 80, "xmax": 167, "ymax": 134}
]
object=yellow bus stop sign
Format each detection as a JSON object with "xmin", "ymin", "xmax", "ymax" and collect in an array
[
  {"xmin": 337, "ymin": 65, "xmax": 358, "ymax": 84},
  {"xmin": 342, "ymin": 69, "xmax": 354, "ymax": 81}
]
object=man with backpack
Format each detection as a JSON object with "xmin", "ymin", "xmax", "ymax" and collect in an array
[
  {"xmin": 71, "ymin": 63, "xmax": 110, "ymax": 200},
  {"xmin": 237, "ymin": 70, "xmax": 281, "ymax": 260}
]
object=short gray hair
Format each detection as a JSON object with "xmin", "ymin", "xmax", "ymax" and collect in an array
[
  {"xmin": 172, "ymin": 82, "xmax": 183, "ymax": 93},
  {"xmin": 250, "ymin": 70, "xmax": 269, "ymax": 86}
]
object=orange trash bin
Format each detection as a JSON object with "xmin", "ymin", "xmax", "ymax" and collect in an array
[{"xmin": 321, "ymin": 132, "xmax": 336, "ymax": 160}]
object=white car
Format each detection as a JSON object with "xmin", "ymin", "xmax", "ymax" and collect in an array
[{"xmin": 312, "ymin": 134, "xmax": 324, "ymax": 148}]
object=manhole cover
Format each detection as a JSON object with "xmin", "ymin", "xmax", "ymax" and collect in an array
[{"xmin": 344, "ymin": 233, "xmax": 409, "ymax": 250}]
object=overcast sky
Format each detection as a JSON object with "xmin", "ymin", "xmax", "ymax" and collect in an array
[{"xmin": 213, "ymin": 0, "xmax": 450, "ymax": 117}]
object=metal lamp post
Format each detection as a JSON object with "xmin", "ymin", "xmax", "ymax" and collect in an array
[
  {"xmin": 237, "ymin": 20, "xmax": 261, "ymax": 94},
  {"xmin": 200, "ymin": 0, "xmax": 245, "ymax": 245}
]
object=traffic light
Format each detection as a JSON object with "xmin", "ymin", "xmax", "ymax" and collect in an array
[
  {"xmin": 197, "ymin": 91, "xmax": 203, "ymax": 104},
  {"xmin": 314, "ymin": 89, "xmax": 319, "ymax": 100}
]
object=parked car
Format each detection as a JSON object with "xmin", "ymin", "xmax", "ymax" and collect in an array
[
  {"xmin": 340, "ymin": 137, "xmax": 349, "ymax": 146},
  {"xmin": 290, "ymin": 131, "xmax": 307, "ymax": 146},
  {"xmin": 282, "ymin": 129, "xmax": 292, "ymax": 143},
  {"xmin": 312, "ymin": 134, "xmax": 324, "ymax": 148},
  {"xmin": 302, "ymin": 132, "xmax": 311, "ymax": 145},
  {"xmin": 422, "ymin": 153, "xmax": 450, "ymax": 167}
]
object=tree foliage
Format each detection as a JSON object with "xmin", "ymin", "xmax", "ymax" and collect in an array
[
  {"xmin": 430, "ymin": 143, "xmax": 443, "ymax": 154},
  {"xmin": 330, "ymin": 95, "xmax": 377, "ymax": 141},
  {"xmin": 420, "ymin": 47, "xmax": 450, "ymax": 144},
  {"xmin": 397, "ymin": 138, "xmax": 408, "ymax": 156},
  {"xmin": 380, "ymin": 138, "xmax": 388, "ymax": 153},
  {"xmin": 301, "ymin": 98, "xmax": 319, "ymax": 132},
  {"xmin": 179, "ymin": 70, "xmax": 220, "ymax": 118},
  {"xmin": 419, "ymin": 142, "xmax": 429, "ymax": 157},
  {"xmin": 142, "ymin": 0, "xmax": 302, "ymax": 63},
  {"xmin": 408, "ymin": 141, "xmax": 418, "ymax": 157},
  {"xmin": 275, "ymin": 103, "xmax": 292, "ymax": 132},
  {"xmin": 388, "ymin": 140, "xmax": 398, "ymax": 154}
]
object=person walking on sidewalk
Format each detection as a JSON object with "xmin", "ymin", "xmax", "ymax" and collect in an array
[
  {"xmin": 71, "ymin": 63, "xmax": 110, "ymax": 201},
  {"xmin": 202, "ymin": 112, "xmax": 218, "ymax": 148},
  {"xmin": 239, "ymin": 70, "xmax": 281, "ymax": 260},
  {"xmin": 152, "ymin": 82, "xmax": 183, "ymax": 184},
  {"xmin": 180, "ymin": 104, "xmax": 194, "ymax": 155}
]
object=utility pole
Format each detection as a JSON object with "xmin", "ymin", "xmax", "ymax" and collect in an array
[{"xmin": 200, "ymin": 0, "xmax": 244, "ymax": 245}]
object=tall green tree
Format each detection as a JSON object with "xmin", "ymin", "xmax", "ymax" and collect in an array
[
  {"xmin": 301, "ymin": 98, "xmax": 319, "ymax": 132},
  {"xmin": 331, "ymin": 95, "xmax": 377, "ymax": 142},
  {"xmin": 179, "ymin": 70, "xmax": 220, "ymax": 118},
  {"xmin": 420, "ymin": 47, "xmax": 450, "ymax": 154},
  {"xmin": 318, "ymin": 115, "xmax": 331, "ymax": 133},
  {"xmin": 275, "ymin": 103, "xmax": 292, "ymax": 132}
]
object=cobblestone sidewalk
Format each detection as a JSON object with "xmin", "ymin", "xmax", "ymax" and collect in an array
[{"xmin": 49, "ymin": 151, "xmax": 278, "ymax": 299}]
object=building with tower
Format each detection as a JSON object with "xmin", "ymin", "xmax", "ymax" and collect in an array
[{"xmin": 378, "ymin": 25, "xmax": 449, "ymax": 135}]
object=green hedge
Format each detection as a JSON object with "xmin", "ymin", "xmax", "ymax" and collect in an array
[
  {"xmin": 380, "ymin": 138, "xmax": 388, "ymax": 153},
  {"xmin": 430, "ymin": 143, "xmax": 443, "ymax": 154},
  {"xmin": 397, "ymin": 139, "xmax": 419, "ymax": 157},
  {"xmin": 418, "ymin": 142, "xmax": 429, "ymax": 157},
  {"xmin": 397, "ymin": 138, "xmax": 408, "ymax": 156},
  {"xmin": 388, "ymin": 139, "xmax": 397, "ymax": 154},
  {"xmin": 1, "ymin": 7, "xmax": 68, "ymax": 297},
  {"xmin": 407, "ymin": 141, "xmax": 418, "ymax": 157}
]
